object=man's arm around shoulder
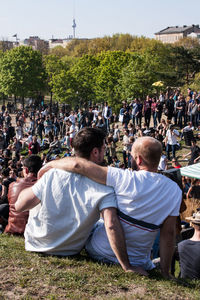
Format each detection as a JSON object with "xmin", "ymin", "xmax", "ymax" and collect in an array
[{"xmin": 38, "ymin": 157, "xmax": 108, "ymax": 185}]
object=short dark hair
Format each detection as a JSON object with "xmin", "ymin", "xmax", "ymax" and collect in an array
[
  {"xmin": 73, "ymin": 127, "xmax": 106, "ymax": 159},
  {"xmin": 23, "ymin": 155, "xmax": 42, "ymax": 175}
]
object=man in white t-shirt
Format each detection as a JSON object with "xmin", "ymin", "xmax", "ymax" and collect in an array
[
  {"xmin": 15, "ymin": 128, "xmax": 145, "ymax": 275},
  {"xmin": 67, "ymin": 120, "xmax": 75, "ymax": 146},
  {"xmin": 165, "ymin": 124, "xmax": 180, "ymax": 160},
  {"xmin": 43, "ymin": 137, "xmax": 182, "ymax": 278}
]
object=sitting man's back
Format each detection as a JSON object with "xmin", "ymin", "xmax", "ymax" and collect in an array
[{"xmin": 25, "ymin": 168, "xmax": 115, "ymax": 255}]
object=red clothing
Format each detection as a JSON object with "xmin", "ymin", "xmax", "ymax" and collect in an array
[
  {"xmin": 4, "ymin": 175, "xmax": 37, "ymax": 234},
  {"xmin": 173, "ymin": 165, "xmax": 181, "ymax": 169},
  {"xmin": 28, "ymin": 141, "xmax": 40, "ymax": 154}
]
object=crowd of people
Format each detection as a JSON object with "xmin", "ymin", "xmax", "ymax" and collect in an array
[{"xmin": 0, "ymin": 87, "xmax": 199, "ymax": 280}]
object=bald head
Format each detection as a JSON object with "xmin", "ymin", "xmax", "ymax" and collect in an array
[{"xmin": 132, "ymin": 137, "xmax": 162, "ymax": 170}]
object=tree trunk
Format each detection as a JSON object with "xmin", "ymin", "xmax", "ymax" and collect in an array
[
  {"xmin": 22, "ymin": 96, "xmax": 24, "ymax": 110},
  {"xmin": 50, "ymin": 91, "xmax": 53, "ymax": 113}
]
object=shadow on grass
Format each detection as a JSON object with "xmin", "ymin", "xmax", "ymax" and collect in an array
[{"xmin": 149, "ymin": 268, "xmax": 200, "ymax": 289}]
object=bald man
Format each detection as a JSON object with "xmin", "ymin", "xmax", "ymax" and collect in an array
[{"xmin": 37, "ymin": 137, "xmax": 182, "ymax": 278}]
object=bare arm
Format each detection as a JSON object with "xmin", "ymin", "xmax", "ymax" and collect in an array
[
  {"xmin": 194, "ymin": 155, "xmax": 200, "ymax": 163},
  {"xmin": 15, "ymin": 187, "xmax": 40, "ymax": 212},
  {"xmin": 38, "ymin": 157, "xmax": 108, "ymax": 185},
  {"xmin": 183, "ymin": 151, "xmax": 191, "ymax": 158},
  {"xmin": 186, "ymin": 186, "xmax": 192, "ymax": 199},
  {"xmin": 160, "ymin": 216, "xmax": 177, "ymax": 278},
  {"xmin": 102, "ymin": 207, "xmax": 148, "ymax": 276}
]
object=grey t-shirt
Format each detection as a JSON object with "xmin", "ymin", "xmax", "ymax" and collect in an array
[{"xmin": 178, "ymin": 239, "xmax": 200, "ymax": 279}]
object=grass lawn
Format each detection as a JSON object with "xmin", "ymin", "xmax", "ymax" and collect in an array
[{"xmin": 0, "ymin": 234, "xmax": 200, "ymax": 300}]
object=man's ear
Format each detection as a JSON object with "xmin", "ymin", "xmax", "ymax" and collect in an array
[
  {"xmin": 90, "ymin": 147, "xmax": 99, "ymax": 159},
  {"xmin": 24, "ymin": 166, "xmax": 29, "ymax": 175},
  {"xmin": 138, "ymin": 155, "xmax": 143, "ymax": 166}
]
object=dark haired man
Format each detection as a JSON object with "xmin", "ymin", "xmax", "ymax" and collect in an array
[
  {"xmin": 15, "ymin": 128, "xmax": 143, "ymax": 274},
  {"xmin": 0, "ymin": 155, "xmax": 42, "ymax": 234},
  {"xmin": 41, "ymin": 136, "xmax": 182, "ymax": 278}
]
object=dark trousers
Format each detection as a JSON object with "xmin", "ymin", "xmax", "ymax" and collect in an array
[
  {"xmin": 0, "ymin": 203, "xmax": 9, "ymax": 228},
  {"xmin": 144, "ymin": 113, "xmax": 151, "ymax": 128},
  {"xmin": 166, "ymin": 144, "xmax": 176, "ymax": 160}
]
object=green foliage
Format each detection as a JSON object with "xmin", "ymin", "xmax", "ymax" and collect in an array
[
  {"xmin": 169, "ymin": 45, "xmax": 200, "ymax": 86},
  {"xmin": 44, "ymin": 54, "xmax": 67, "ymax": 90},
  {"xmin": 69, "ymin": 54, "xmax": 100, "ymax": 103},
  {"xmin": 95, "ymin": 51, "xmax": 131, "ymax": 108},
  {"xmin": 51, "ymin": 69, "xmax": 73, "ymax": 104},
  {"xmin": 130, "ymin": 36, "xmax": 165, "ymax": 54},
  {"xmin": 117, "ymin": 53, "xmax": 158, "ymax": 99},
  {"xmin": 0, "ymin": 46, "xmax": 46, "ymax": 105},
  {"xmin": 50, "ymin": 45, "xmax": 68, "ymax": 58},
  {"xmin": 65, "ymin": 34, "xmax": 135, "ymax": 57},
  {"xmin": 182, "ymin": 72, "xmax": 200, "ymax": 93}
]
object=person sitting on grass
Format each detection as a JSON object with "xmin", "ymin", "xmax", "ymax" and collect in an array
[
  {"xmin": 0, "ymin": 155, "xmax": 42, "ymax": 234},
  {"xmin": 183, "ymin": 139, "xmax": 200, "ymax": 165},
  {"xmin": 171, "ymin": 158, "xmax": 182, "ymax": 169},
  {"xmin": 178, "ymin": 210, "xmax": 200, "ymax": 279},
  {"xmin": 38, "ymin": 136, "xmax": 182, "ymax": 279},
  {"xmin": 15, "ymin": 128, "xmax": 146, "ymax": 276}
]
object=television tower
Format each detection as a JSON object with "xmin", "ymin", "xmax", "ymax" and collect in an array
[{"xmin": 72, "ymin": 18, "xmax": 76, "ymax": 39}]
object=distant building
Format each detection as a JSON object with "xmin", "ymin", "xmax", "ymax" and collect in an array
[
  {"xmin": 49, "ymin": 37, "xmax": 73, "ymax": 49},
  {"xmin": 155, "ymin": 25, "xmax": 200, "ymax": 44},
  {"xmin": 0, "ymin": 40, "xmax": 14, "ymax": 51},
  {"xmin": 20, "ymin": 36, "xmax": 49, "ymax": 53}
]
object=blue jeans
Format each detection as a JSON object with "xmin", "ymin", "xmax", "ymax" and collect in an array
[
  {"xmin": 166, "ymin": 144, "xmax": 176, "ymax": 160},
  {"xmin": 153, "ymin": 112, "xmax": 157, "ymax": 128}
]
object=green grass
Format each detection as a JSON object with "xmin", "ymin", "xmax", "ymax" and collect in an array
[{"xmin": 0, "ymin": 234, "xmax": 199, "ymax": 299}]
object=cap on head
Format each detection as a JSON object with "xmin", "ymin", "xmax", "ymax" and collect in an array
[{"xmin": 186, "ymin": 211, "xmax": 200, "ymax": 225}]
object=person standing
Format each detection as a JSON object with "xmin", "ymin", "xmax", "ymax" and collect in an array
[
  {"xmin": 143, "ymin": 96, "xmax": 152, "ymax": 128},
  {"xmin": 165, "ymin": 125, "xmax": 179, "ymax": 160}
]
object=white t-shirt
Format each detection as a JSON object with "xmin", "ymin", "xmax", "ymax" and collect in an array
[
  {"xmin": 25, "ymin": 169, "xmax": 116, "ymax": 255},
  {"xmin": 158, "ymin": 154, "xmax": 167, "ymax": 171},
  {"xmin": 166, "ymin": 129, "xmax": 179, "ymax": 145},
  {"xmin": 89, "ymin": 167, "xmax": 182, "ymax": 269},
  {"xmin": 69, "ymin": 114, "xmax": 76, "ymax": 124},
  {"xmin": 123, "ymin": 135, "xmax": 129, "ymax": 151},
  {"xmin": 69, "ymin": 124, "xmax": 75, "ymax": 138}
]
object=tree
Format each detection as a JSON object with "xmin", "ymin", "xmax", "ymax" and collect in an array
[
  {"xmin": 69, "ymin": 54, "xmax": 99, "ymax": 104},
  {"xmin": 44, "ymin": 54, "xmax": 66, "ymax": 110},
  {"xmin": 95, "ymin": 51, "xmax": 131, "ymax": 108},
  {"xmin": 44, "ymin": 54, "xmax": 76, "ymax": 106},
  {"xmin": 169, "ymin": 45, "xmax": 200, "ymax": 86},
  {"xmin": 174, "ymin": 37, "xmax": 200, "ymax": 49},
  {"xmin": 51, "ymin": 54, "xmax": 99, "ymax": 106},
  {"xmin": 51, "ymin": 69, "xmax": 74, "ymax": 104},
  {"xmin": 0, "ymin": 46, "xmax": 46, "ymax": 108},
  {"xmin": 117, "ymin": 53, "xmax": 165, "ymax": 99},
  {"xmin": 50, "ymin": 46, "xmax": 68, "ymax": 58}
]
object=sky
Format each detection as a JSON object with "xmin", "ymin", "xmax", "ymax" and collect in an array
[{"xmin": 0, "ymin": 0, "xmax": 200, "ymax": 41}]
